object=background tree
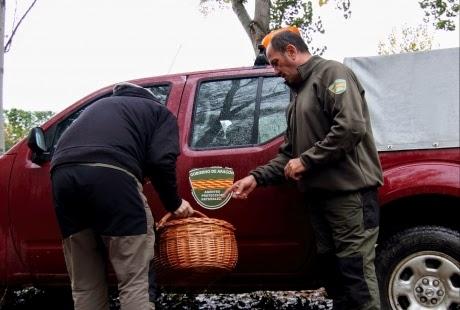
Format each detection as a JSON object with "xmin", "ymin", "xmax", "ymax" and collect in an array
[
  {"xmin": 419, "ymin": 0, "xmax": 459, "ymax": 31},
  {"xmin": 200, "ymin": 0, "xmax": 457, "ymax": 57},
  {"xmin": 199, "ymin": 0, "xmax": 351, "ymax": 56},
  {"xmin": 3, "ymin": 108, "xmax": 53, "ymax": 150},
  {"xmin": 1, "ymin": 0, "xmax": 38, "ymax": 153},
  {"xmin": 377, "ymin": 24, "xmax": 435, "ymax": 55}
]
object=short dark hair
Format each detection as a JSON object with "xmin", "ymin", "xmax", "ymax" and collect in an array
[{"xmin": 270, "ymin": 31, "xmax": 309, "ymax": 54}]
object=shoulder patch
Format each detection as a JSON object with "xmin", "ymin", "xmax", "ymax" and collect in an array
[{"xmin": 328, "ymin": 79, "xmax": 347, "ymax": 94}]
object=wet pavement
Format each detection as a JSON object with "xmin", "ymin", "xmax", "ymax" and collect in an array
[{"xmin": 1, "ymin": 287, "xmax": 333, "ymax": 309}]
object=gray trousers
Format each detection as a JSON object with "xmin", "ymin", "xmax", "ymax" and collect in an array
[
  {"xmin": 62, "ymin": 206, "xmax": 155, "ymax": 310},
  {"xmin": 307, "ymin": 188, "xmax": 381, "ymax": 310}
]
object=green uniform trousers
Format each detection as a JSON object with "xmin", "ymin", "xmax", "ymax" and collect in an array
[{"xmin": 306, "ymin": 187, "xmax": 380, "ymax": 310}]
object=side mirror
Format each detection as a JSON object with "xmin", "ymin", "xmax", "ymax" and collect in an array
[{"xmin": 27, "ymin": 127, "xmax": 49, "ymax": 164}]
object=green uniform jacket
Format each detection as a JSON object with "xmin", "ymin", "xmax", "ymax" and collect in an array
[{"xmin": 250, "ymin": 56, "xmax": 383, "ymax": 192}]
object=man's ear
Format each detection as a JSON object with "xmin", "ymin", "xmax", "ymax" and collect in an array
[{"xmin": 285, "ymin": 44, "xmax": 297, "ymax": 60}]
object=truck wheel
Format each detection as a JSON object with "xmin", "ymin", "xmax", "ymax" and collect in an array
[{"xmin": 376, "ymin": 226, "xmax": 460, "ymax": 310}]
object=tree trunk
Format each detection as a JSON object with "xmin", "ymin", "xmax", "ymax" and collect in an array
[
  {"xmin": 231, "ymin": 0, "xmax": 270, "ymax": 56},
  {"xmin": 253, "ymin": 0, "xmax": 270, "ymax": 50}
]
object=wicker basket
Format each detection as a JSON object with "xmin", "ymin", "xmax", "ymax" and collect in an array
[{"xmin": 154, "ymin": 210, "xmax": 238, "ymax": 285}]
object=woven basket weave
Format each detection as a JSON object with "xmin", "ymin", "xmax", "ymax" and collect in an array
[{"xmin": 154, "ymin": 210, "xmax": 238, "ymax": 284}]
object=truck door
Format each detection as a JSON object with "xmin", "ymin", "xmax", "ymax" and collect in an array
[
  {"xmin": 8, "ymin": 77, "xmax": 185, "ymax": 279},
  {"xmin": 175, "ymin": 70, "xmax": 315, "ymax": 279}
]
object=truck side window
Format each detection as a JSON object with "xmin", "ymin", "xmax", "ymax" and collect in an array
[
  {"xmin": 190, "ymin": 77, "xmax": 289, "ymax": 149},
  {"xmin": 49, "ymin": 84, "xmax": 171, "ymax": 154},
  {"xmin": 191, "ymin": 78, "xmax": 257, "ymax": 148},
  {"xmin": 258, "ymin": 77, "xmax": 289, "ymax": 144},
  {"xmin": 146, "ymin": 85, "xmax": 170, "ymax": 105}
]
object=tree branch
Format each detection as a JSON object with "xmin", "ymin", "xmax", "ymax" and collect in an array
[
  {"xmin": 4, "ymin": 0, "xmax": 38, "ymax": 53},
  {"xmin": 231, "ymin": 0, "xmax": 257, "ymax": 53}
]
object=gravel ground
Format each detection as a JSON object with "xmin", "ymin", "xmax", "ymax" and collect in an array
[{"xmin": 1, "ymin": 287, "xmax": 333, "ymax": 310}]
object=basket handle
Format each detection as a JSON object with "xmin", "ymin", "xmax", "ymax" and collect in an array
[{"xmin": 157, "ymin": 209, "xmax": 208, "ymax": 228}]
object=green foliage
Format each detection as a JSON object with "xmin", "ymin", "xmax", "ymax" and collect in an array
[
  {"xmin": 270, "ymin": 1, "xmax": 320, "ymax": 52},
  {"xmin": 199, "ymin": 0, "xmax": 232, "ymax": 15},
  {"xmin": 200, "ymin": 0, "xmax": 457, "ymax": 56},
  {"xmin": 199, "ymin": 0, "xmax": 351, "ymax": 55},
  {"xmin": 377, "ymin": 24, "xmax": 434, "ymax": 55},
  {"xmin": 270, "ymin": 0, "xmax": 351, "ymax": 55},
  {"xmin": 419, "ymin": 0, "xmax": 460, "ymax": 31},
  {"xmin": 3, "ymin": 108, "xmax": 54, "ymax": 150}
]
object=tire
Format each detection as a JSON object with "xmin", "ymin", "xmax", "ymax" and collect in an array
[{"xmin": 376, "ymin": 226, "xmax": 460, "ymax": 310}]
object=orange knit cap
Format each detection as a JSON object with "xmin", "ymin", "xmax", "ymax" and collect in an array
[{"xmin": 261, "ymin": 26, "xmax": 301, "ymax": 48}]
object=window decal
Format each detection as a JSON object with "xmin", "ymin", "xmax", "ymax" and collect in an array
[{"xmin": 189, "ymin": 167, "xmax": 234, "ymax": 210}]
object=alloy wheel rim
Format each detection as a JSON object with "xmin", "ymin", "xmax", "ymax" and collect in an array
[{"xmin": 388, "ymin": 251, "xmax": 460, "ymax": 309}]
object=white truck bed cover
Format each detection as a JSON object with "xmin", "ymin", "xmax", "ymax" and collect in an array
[{"xmin": 344, "ymin": 47, "xmax": 459, "ymax": 151}]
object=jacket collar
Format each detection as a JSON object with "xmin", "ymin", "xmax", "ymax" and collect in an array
[
  {"xmin": 112, "ymin": 85, "xmax": 156, "ymax": 101},
  {"xmin": 298, "ymin": 55, "xmax": 323, "ymax": 82},
  {"xmin": 287, "ymin": 55, "xmax": 323, "ymax": 90}
]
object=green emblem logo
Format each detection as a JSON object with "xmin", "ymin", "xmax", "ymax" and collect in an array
[
  {"xmin": 328, "ymin": 79, "xmax": 347, "ymax": 94},
  {"xmin": 189, "ymin": 167, "xmax": 234, "ymax": 210}
]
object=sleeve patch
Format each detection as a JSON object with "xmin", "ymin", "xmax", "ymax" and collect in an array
[{"xmin": 328, "ymin": 79, "xmax": 347, "ymax": 94}]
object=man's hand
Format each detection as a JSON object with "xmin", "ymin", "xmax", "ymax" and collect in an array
[
  {"xmin": 173, "ymin": 199, "xmax": 194, "ymax": 218},
  {"xmin": 284, "ymin": 158, "xmax": 306, "ymax": 180},
  {"xmin": 222, "ymin": 175, "xmax": 257, "ymax": 199}
]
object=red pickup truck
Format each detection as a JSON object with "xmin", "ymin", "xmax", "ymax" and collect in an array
[{"xmin": 1, "ymin": 48, "xmax": 459, "ymax": 309}]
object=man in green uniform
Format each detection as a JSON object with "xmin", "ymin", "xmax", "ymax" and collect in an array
[{"xmin": 225, "ymin": 29, "xmax": 383, "ymax": 309}]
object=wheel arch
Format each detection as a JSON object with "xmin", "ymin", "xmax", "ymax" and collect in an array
[
  {"xmin": 378, "ymin": 161, "xmax": 460, "ymax": 243},
  {"xmin": 378, "ymin": 193, "xmax": 459, "ymax": 245}
]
